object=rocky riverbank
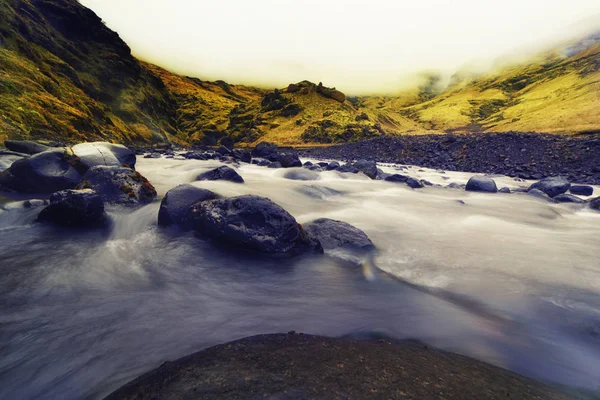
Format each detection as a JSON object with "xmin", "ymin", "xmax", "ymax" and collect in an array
[
  {"xmin": 299, "ymin": 132, "xmax": 600, "ymax": 185},
  {"xmin": 105, "ymin": 333, "xmax": 576, "ymax": 400}
]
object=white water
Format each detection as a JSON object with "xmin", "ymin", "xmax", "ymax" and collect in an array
[{"xmin": 1, "ymin": 157, "xmax": 599, "ymax": 399}]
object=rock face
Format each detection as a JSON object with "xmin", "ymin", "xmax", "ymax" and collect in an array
[
  {"xmin": 284, "ymin": 169, "xmax": 320, "ymax": 181},
  {"xmin": 303, "ymin": 218, "xmax": 374, "ymax": 252},
  {"xmin": 37, "ymin": 189, "xmax": 107, "ymax": 227},
  {"xmin": 191, "ymin": 195, "xmax": 322, "ymax": 256},
  {"xmin": 196, "ymin": 166, "xmax": 244, "ymax": 183},
  {"xmin": 78, "ymin": 166, "xmax": 156, "ymax": 205},
  {"xmin": 569, "ymin": 185, "xmax": 593, "ymax": 196},
  {"xmin": 70, "ymin": 142, "xmax": 136, "ymax": 169},
  {"xmin": 0, "ymin": 149, "xmax": 82, "ymax": 193},
  {"xmin": 528, "ymin": 177, "xmax": 570, "ymax": 198},
  {"xmin": 465, "ymin": 176, "xmax": 498, "ymax": 193},
  {"xmin": 158, "ymin": 184, "xmax": 220, "ymax": 229},
  {"xmin": 4, "ymin": 140, "xmax": 50, "ymax": 155},
  {"xmin": 353, "ymin": 160, "xmax": 377, "ymax": 179}
]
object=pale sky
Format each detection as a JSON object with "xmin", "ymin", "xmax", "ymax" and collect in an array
[{"xmin": 81, "ymin": 0, "xmax": 600, "ymax": 94}]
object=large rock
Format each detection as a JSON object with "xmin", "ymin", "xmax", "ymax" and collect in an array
[
  {"xmin": 284, "ymin": 169, "xmax": 320, "ymax": 181},
  {"xmin": 353, "ymin": 160, "xmax": 377, "ymax": 179},
  {"xmin": 196, "ymin": 166, "xmax": 244, "ymax": 183},
  {"xmin": 4, "ymin": 140, "xmax": 50, "ymax": 155},
  {"xmin": 158, "ymin": 184, "xmax": 220, "ymax": 229},
  {"xmin": 191, "ymin": 195, "xmax": 322, "ymax": 256},
  {"xmin": 406, "ymin": 177, "xmax": 424, "ymax": 189},
  {"xmin": 465, "ymin": 176, "xmax": 498, "ymax": 193},
  {"xmin": 37, "ymin": 189, "xmax": 107, "ymax": 228},
  {"xmin": 70, "ymin": 142, "xmax": 136, "ymax": 169},
  {"xmin": 279, "ymin": 152, "xmax": 302, "ymax": 168},
  {"xmin": 77, "ymin": 166, "xmax": 157, "ymax": 205},
  {"xmin": 528, "ymin": 177, "xmax": 570, "ymax": 198},
  {"xmin": 527, "ymin": 188, "xmax": 554, "ymax": 202},
  {"xmin": 0, "ymin": 149, "xmax": 81, "ymax": 193},
  {"xmin": 252, "ymin": 142, "xmax": 279, "ymax": 158},
  {"xmin": 385, "ymin": 174, "xmax": 409, "ymax": 183},
  {"xmin": 590, "ymin": 197, "xmax": 600, "ymax": 211},
  {"xmin": 569, "ymin": 185, "xmax": 593, "ymax": 196},
  {"xmin": 303, "ymin": 218, "xmax": 374, "ymax": 252}
]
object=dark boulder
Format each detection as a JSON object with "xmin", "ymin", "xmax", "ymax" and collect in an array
[
  {"xmin": 279, "ymin": 153, "xmax": 302, "ymax": 168},
  {"xmin": 528, "ymin": 177, "xmax": 570, "ymax": 198},
  {"xmin": 569, "ymin": 185, "xmax": 593, "ymax": 196},
  {"xmin": 499, "ymin": 187, "xmax": 511, "ymax": 193},
  {"xmin": 37, "ymin": 189, "xmax": 107, "ymax": 227},
  {"xmin": 527, "ymin": 188, "xmax": 555, "ymax": 202},
  {"xmin": 158, "ymin": 184, "xmax": 220, "ymax": 229},
  {"xmin": 554, "ymin": 194, "xmax": 584, "ymax": 204},
  {"xmin": 196, "ymin": 166, "xmax": 244, "ymax": 183},
  {"xmin": 252, "ymin": 142, "xmax": 279, "ymax": 158},
  {"xmin": 385, "ymin": 174, "xmax": 409, "ymax": 183},
  {"xmin": 191, "ymin": 195, "xmax": 322, "ymax": 256},
  {"xmin": 590, "ymin": 197, "xmax": 600, "ymax": 211},
  {"xmin": 353, "ymin": 160, "xmax": 377, "ymax": 179},
  {"xmin": 232, "ymin": 149, "xmax": 251, "ymax": 163},
  {"xmin": 216, "ymin": 145, "xmax": 232, "ymax": 156},
  {"xmin": 283, "ymin": 169, "xmax": 320, "ymax": 181},
  {"xmin": 337, "ymin": 164, "xmax": 359, "ymax": 174},
  {"xmin": 77, "ymin": 166, "xmax": 157, "ymax": 205},
  {"xmin": 0, "ymin": 149, "xmax": 81, "ymax": 193},
  {"xmin": 4, "ymin": 140, "xmax": 50, "ymax": 155},
  {"xmin": 406, "ymin": 177, "xmax": 424, "ymax": 189},
  {"xmin": 465, "ymin": 176, "xmax": 498, "ymax": 193},
  {"xmin": 326, "ymin": 161, "xmax": 340, "ymax": 170},
  {"xmin": 303, "ymin": 161, "xmax": 313, "ymax": 167},
  {"xmin": 375, "ymin": 168, "xmax": 389, "ymax": 180},
  {"xmin": 303, "ymin": 218, "xmax": 374, "ymax": 252},
  {"xmin": 258, "ymin": 159, "xmax": 271, "ymax": 167}
]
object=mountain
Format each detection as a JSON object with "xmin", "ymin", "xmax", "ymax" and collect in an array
[{"xmin": 0, "ymin": 0, "xmax": 598, "ymax": 146}]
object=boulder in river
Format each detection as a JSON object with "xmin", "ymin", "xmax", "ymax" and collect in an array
[
  {"xmin": 4, "ymin": 140, "xmax": 50, "ymax": 155},
  {"xmin": 385, "ymin": 174, "xmax": 409, "ymax": 183},
  {"xmin": 337, "ymin": 164, "xmax": 359, "ymax": 174},
  {"xmin": 528, "ymin": 177, "xmax": 570, "ymax": 198},
  {"xmin": 252, "ymin": 142, "xmax": 279, "ymax": 158},
  {"xmin": 77, "ymin": 166, "xmax": 157, "ymax": 205},
  {"xmin": 279, "ymin": 152, "xmax": 302, "ymax": 168},
  {"xmin": 37, "ymin": 189, "xmax": 107, "ymax": 228},
  {"xmin": 353, "ymin": 160, "xmax": 377, "ymax": 179},
  {"xmin": 569, "ymin": 185, "xmax": 593, "ymax": 196},
  {"xmin": 267, "ymin": 161, "xmax": 282, "ymax": 169},
  {"xmin": 303, "ymin": 218, "xmax": 374, "ymax": 252},
  {"xmin": 326, "ymin": 161, "xmax": 340, "ymax": 170},
  {"xmin": 158, "ymin": 184, "xmax": 220, "ymax": 229},
  {"xmin": 191, "ymin": 195, "xmax": 322, "ymax": 256},
  {"xmin": 527, "ymin": 188, "xmax": 555, "ymax": 202},
  {"xmin": 296, "ymin": 185, "xmax": 344, "ymax": 199},
  {"xmin": 498, "ymin": 187, "xmax": 511, "ymax": 193},
  {"xmin": 406, "ymin": 177, "xmax": 424, "ymax": 189},
  {"xmin": 465, "ymin": 176, "xmax": 498, "ymax": 193},
  {"xmin": 231, "ymin": 149, "xmax": 251, "ymax": 163},
  {"xmin": 70, "ymin": 142, "xmax": 136, "ymax": 169},
  {"xmin": 196, "ymin": 166, "xmax": 244, "ymax": 183},
  {"xmin": 589, "ymin": 197, "xmax": 600, "ymax": 211},
  {"xmin": 553, "ymin": 194, "xmax": 585, "ymax": 204},
  {"xmin": 283, "ymin": 169, "xmax": 320, "ymax": 181}
]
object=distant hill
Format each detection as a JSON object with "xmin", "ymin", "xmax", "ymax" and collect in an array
[{"xmin": 0, "ymin": 0, "xmax": 598, "ymax": 146}]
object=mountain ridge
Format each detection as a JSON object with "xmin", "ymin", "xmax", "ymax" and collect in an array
[{"xmin": 0, "ymin": 0, "xmax": 598, "ymax": 146}]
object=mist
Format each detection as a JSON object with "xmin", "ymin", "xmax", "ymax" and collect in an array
[{"xmin": 81, "ymin": 0, "xmax": 600, "ymax": 94}]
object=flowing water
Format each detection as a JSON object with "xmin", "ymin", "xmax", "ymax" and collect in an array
[{"xmin": 1, "ymin": 157, "xmax": 600, "ymax": 399}]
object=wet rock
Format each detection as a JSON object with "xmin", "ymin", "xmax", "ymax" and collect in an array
[
  {"xmin": 303, "ymin": 218, "xmax": 374, "ymax": 252},
  {"xmin": 216, "ymin": 145, "xmax": 231, "ymax": 156},
  {"xmin": 303, "ymin": 161, "xmax": 313, "ymax": 167},
  {"xmin": 554, "ymin": 194, "xmax": 585, "ymax": 204},
  {"xmin": 498, "ymin": 187, "xmax": 511, "ymax": 193},
  {"xmin": 296, "ymin": 185, "xmax": 344, "ymax": 199},
  {"xmin": 447, "ymin": 182, "xmax": 466, "ymax": 189},
  {"xmin": 375, "ymin": 168, "xmax": 389, "ymax": 180},
  {"xmin": 590, "ymin": 197, "xmax": 600, "ymax": 211},
  {"xmin": 191, "ymin": 195, "xmax": 322, "ymax": 256},
  {"xmin": 406, "ymin": 177, "xmax": 424, "ymax": 189},
  {"xmin": 317, "ymin": 162, "xmax": 329, "ymax": 168},
  {"xmin": 569, "ymin": 185, "xmax": 593, "ymax": 196},
  {"xmin": 231, "ymin": 149, "xmax": 251, "ymax": 163},
  {"xmin": 354, "ymin": 160, "xmax": 377, "ymax": 179},
  {"xmin": 528, "ymin": 177, "xmax": 570, "ymax": 198},
  {"xmin": 465, "ymin": 176, "xmax": 498, "ymax": 193},
  {"xmin": 158, "ymin": 184, "xmax": 220, "ymax": 229},
  {"xmin": 257, "ymin": 159, "xmax": 270, "ymax": 167},
  {"xmin": 326, "ymin": 161, "xmax": 340, "ymax": 170},
  {"xmin": 338, "ymin": 164, "xmax": 359, "ymax": 174},
  {"xmin": 196, "ymin": 166, "xmax": 244, "ymax": 183},
  {"xmin": 284, "ymin": 169, "xmax": 320, "ymax": 181},
  {"xmin": 279, "ymin": 152, "xmax": 302, "ymax": 168},
  {"xmin": 37, "ymin": 189, "xmax": 107, "ymax": 227},
  {"xmin": 0, "ymin": 149, "xmax": 81, "ymax": 193},
  {"xmin": 77, "ymin": 166, "xmax": 157, "ymax": 205},
  {"xmin": 527, "ymin": 188, "xmax": 555, "ymax": 202},
  {"xmin": 252, "ymin": 142, "xmax": 279, "ymax": 158},
  {"xmin": 385, "ymin": 174, "xmax": 409, "ymax": 183},
  {"xmin": 23, "ymin": 199, "xmax": 48, "ymax": 208},
  {"xmin": 4, "ymin": 140, "xmax": 50, "ymax": 155},
  {"xmin": 144, "ymin": 153, "xmax": 161, "ymax": 159},
  {"xmin": 268, "ymin": 161, "xmax": 282, "ymax": 169},
  {"xmin": 71, "ymin": 142, "xmax": 136, "ymax": 169}
]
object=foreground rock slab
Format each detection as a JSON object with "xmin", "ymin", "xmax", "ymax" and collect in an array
[
  {"xmin": 192, "ymin": 195, "xmax": 321, "ymax": 256},
  {"xmin": 105, "ymin": 333, "xmax": 575, "ymax": 400}
]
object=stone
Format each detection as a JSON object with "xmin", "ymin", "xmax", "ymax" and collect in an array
[
  {"xmin": 4, "ymin": 140, "xmax": 50, "ymax": 155},
  {"xmin": 303, "ymin": 218, "xmax": 374, "ymax": 251},
  {"xmin": 528, "ymin": 177, "xmax": 570, "ymax": 198},
  {"xmin": 37, "ymin": 189, "xmax": 107, "ymax": 227},
  {"xmin": 553, "ymin": 194, "xmax": 585, "ymax": 204},
  {"xmin": 71, "ymin": 142, "xmax": 136, "ymax": 169},
  {"xmin": 77, "ymin": 166, "xmax": 157, "ymax": 205},
  {"xmin": 158, "ymin": 184, "xmax": 220, "ymax": 229},
  {"xmin": 569, "ymin": 185, "xmax": 593, "ymax": 196},
  {"xmin": 465, "ymin": 176, "xmax": 498, "ymax": 193},
  {"xmin": 196, "ymin": 166, "xmax": 244, "ymax": 183},
  {"xmin": 283, "ymin": 169, "xmax": 320, "ymax": 181},
  {"xmin": 406, "ymin": 177, "xmax": 424, "ymax": 189},
  {"xmin": 353, "ymin": 160, "xmax": 377, "ymax": 179}
]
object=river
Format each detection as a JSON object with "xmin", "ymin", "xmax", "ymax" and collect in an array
[{"xmin": 1, "ymin": 156, "xmax": 599, "ymax": 399}]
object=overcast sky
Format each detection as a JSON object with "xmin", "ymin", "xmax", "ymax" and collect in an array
[{"xmin": 81, "ymin": 0, "xmax": 600, "ymax": 94}]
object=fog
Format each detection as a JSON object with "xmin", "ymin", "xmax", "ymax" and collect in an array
[{"xmin": 81, "ymin": 0, "xmax": 600, "ymax": 93}]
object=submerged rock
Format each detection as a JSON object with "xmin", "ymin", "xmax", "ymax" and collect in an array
[
  {"xmin": 296, "ymin": 185, "xmax": 344, "ymax": 199},
  {"xmin": 465, "ymin": 176, "xmax": 498, "ymax": 193},
  {"xmin": 589, "ymin": 197, "xmax": 600, "ymax": 211},
  {"xmin": 191, "ymin": 195, "xmax": 322, "ymax": 256},
  {"xmin": 196, "ymin": 166, "xmax": 244, "ymax": 183},
  {"xmin": 284, "ymin": 169, "xmax": 320, "ymax": 181},
  {"xmin": 37, "ymin": 189, "xmax": 107, "ymax": 228},
  {"xmin": 303, "ymin": 218, "xmax": 374, "ymax": 252},
  {"xmin": 569, "ymin": 185, "xmax": 593, "ymax": 196},
  {"xmin": 527, "ymin": 188, "xmax": 555, "ymax": 202},
  {"xmin": 528, "ymin": 177, "xmax": 570, "ymax": 198},
  {"xmin": 554, "ymin": 194, "xmax": 585, "ymax": 204},
  {"xmin": 158, "ymin": 184, "xmax": 220, "ymax": 229},
  {"xmin": 385, "ymin": 174, "xmax": 409, "ymax": 183},
  {"xmin": 77, "ymin": 166, "xmax": 157, "ymax": 205},
  {"xmin": 4, "ymin": 140, "xmax": 50, "ymax": 155}
]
